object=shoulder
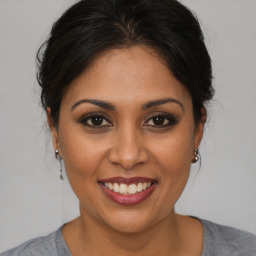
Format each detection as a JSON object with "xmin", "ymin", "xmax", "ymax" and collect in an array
[
  {"xmin": 0, "ymin": 230, "xmax": 58, "ymax": 256},
  {"xmin": 201, "ymin": 219, "xmax": 256, "ymax": 256}
]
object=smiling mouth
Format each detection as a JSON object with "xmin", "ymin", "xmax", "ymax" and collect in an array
[
  {"xmin": 102, "ymin": 181, "xmax": 154, "ymax": 195},
  {"xmin": 98, "ymin": 177, "xmax": 157, "ymax": 205}
]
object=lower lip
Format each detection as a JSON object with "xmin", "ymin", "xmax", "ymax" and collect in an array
[{"xmin": 99, "ymin": 183, "xmax": 157, "ymax": 206}]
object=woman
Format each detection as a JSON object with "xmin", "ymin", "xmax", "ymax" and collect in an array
[{"xmin": 1, "ymin": 0, "xmax": 255, "ymax": 255}]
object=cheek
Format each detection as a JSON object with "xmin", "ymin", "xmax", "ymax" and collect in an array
[
  {"xmin": 150, "ymin": 129, "xmax": 194, "ymax": 172},
  {"xmin": 149, "ymin": 128, "xmax": 194, "ymax": 198},
  {"xmin": 58, "ymin": 127, "xmax": 108, "ymax": 181},
  {"xmin": 58, "ymin": 130, "xmax": 109, "ymax": 215}
]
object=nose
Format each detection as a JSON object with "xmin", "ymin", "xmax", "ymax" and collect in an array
[{"xmin": 108, "ymin": 127, "xmax": 149, "ymax": 170}]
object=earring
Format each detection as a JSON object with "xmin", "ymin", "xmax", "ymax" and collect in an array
[
  {"xmin": 192, "ymin": 148, "xmax": 200, "ymax": 163},
  {"xmin": 55, "ymin": 149, "xmax": 63, "ymax": 180}
]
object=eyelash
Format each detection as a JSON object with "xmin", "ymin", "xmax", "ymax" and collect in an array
[
  {"xmin": 79, "ymin": 113, "xmax": 113, "ymax": 128},
  {"xmin": 79, "ymin": 112, "xmax": 178, "ymax": 128},
  {"xmin": 144, "ymin": 113, "xmax": 178, "ymax": 127}
]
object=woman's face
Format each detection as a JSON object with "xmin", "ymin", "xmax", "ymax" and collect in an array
[{"xmin": 50, "ymin": 45, "xmax": 203, "ymax": 233}]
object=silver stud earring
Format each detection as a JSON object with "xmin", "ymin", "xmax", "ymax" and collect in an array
[
  {"xmin": 55, "ymin": 149, "xmax": 63, "ymax": 180},
  {"xmin": 192, "ymin": 148, "xmax": 200, "ymax": 163}
]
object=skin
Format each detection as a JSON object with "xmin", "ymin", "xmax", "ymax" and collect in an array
[{"xmin": 48, "ymin": 45, "xmax": 204, "ymax": 256}]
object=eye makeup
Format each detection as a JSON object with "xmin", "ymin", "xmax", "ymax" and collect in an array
[
  {"xmin": 144, "ymin": 112, "xmax": 179, "ymax": 128},
  {"xmin": 78, "ymin": 112, "xmax": 113, "ymax": 128}
]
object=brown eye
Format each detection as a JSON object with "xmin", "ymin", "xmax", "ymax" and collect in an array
[
  {"xmin": 79, "ymin": 113, "xmax": 112, "ymax": 127},
  {"xmin": 152, "ymin": 116, "xmax": 165, "ymax": 125},
  {"xmin": 90, "ymin": 116, "xmax": 104, "ymax": 126},
  {"xmin": 144, "ymin": 113, "xmax": 178, "ymax": 127}
]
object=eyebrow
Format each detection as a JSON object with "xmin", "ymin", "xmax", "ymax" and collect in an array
[
  {"xmin": 71, "ymin": 97, "xmax": 184, "ymax": 111},
  {"xmin": 142, "ymin": 98, "xmax": 184, "ymax": 111},
  {"xmin": 71, "ymin": 99, "xmax": 116, "ymax": 111}
]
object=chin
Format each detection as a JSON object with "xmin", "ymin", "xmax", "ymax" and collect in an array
[
  {"xmin": 104, "ymin": 213, "xmax": 155, "ymax": 234},
  {"xmin": 97, "ymin": 204, "xmax": 169, "ymax": 234}
]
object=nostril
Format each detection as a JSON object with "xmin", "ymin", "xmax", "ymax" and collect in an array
[
  {"xmin": 109, "ymin": 155, "xmax": 147, "ymax": 170},
  {"xmin": 107, "ymin": 132, "xmax": 149, "ymax": 169}
]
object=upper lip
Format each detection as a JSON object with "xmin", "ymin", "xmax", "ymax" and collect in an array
[{"xmin": 98, "ymin": 176, "xmax": 157, "ymax": 185}]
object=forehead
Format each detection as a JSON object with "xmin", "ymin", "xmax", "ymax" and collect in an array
[{"xmin": 61, "ymin": 45, "xmax": 192, "ymax": 108}]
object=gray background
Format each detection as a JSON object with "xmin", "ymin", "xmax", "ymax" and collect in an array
[{"xmin": 0, "ymin": 0, "xmax": 255, "ymax": 252}]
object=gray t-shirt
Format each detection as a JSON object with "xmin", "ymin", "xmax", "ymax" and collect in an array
[{"xmin": 1, "ymin": 219, "xmax": 256, "ymax": 256}]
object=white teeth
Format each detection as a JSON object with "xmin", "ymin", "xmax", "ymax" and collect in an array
[
  {"xmin": 128, "ymin": 184, "xmax": 137, "ymax": 195},
  {"xmin": 113, "ymin": 183, "xmax": 119, "ymax": 193},
  {"xmin": 108, "ymin": 183, "xmax": 113, "ymax": 190},
  {"xmin": 120, "ymin": 184, "xmax": 128, "ymax": 194},
  {"xmin": 103, "ymin": 182, "xmax": 154, "ymax": 195},
  {"xmin": 137, "ymin": 183, "xmax": 143, "ymax": 192}
]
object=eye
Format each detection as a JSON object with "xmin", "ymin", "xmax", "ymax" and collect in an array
[
  {"xmin": 79, "ymin": 113, "xmax": 112, "ymax": 127},
  {"xmin": 144, "ymin": 113, "xmax": 178, "ymax": 127}
]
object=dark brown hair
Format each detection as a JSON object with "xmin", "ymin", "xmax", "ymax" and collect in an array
[{"xmin": 37, "ymin": 0, "xmax": 214, "ymax": 125}]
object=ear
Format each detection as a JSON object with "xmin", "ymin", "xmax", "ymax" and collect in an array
[
  {"xmin": 46, "ymin": 107, "xmax": 59, "ymax": 153},
  {"xmin": 193, "ymin": 107, "xmax": 206, "ymax": 149}
]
